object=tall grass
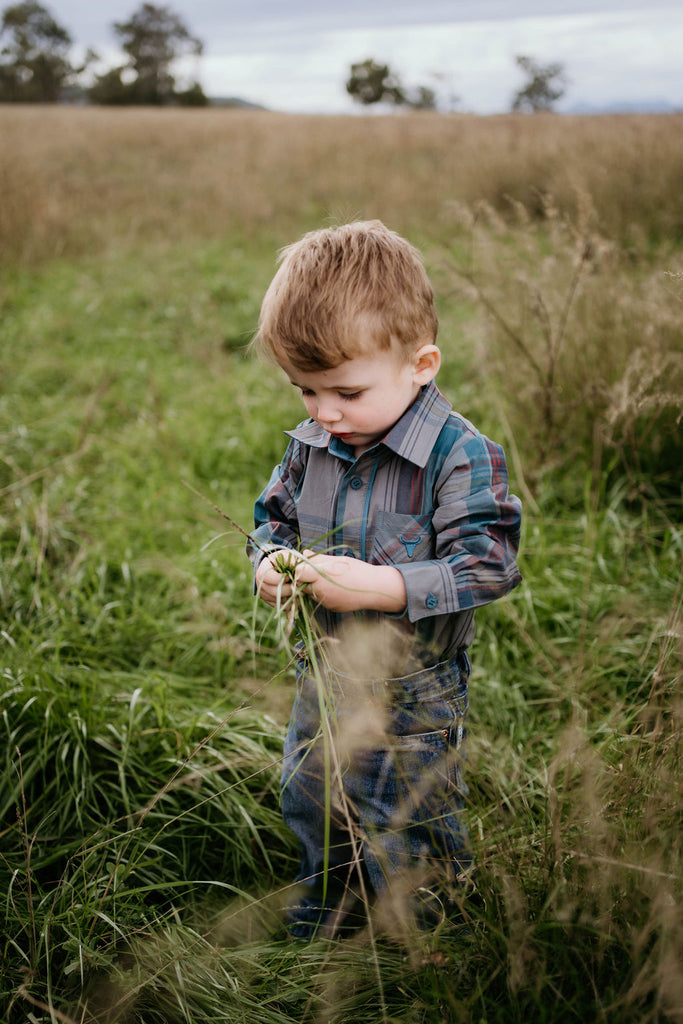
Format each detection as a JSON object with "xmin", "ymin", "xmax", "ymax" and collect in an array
[
  {"xmin": 430, "ymin": 196, "xmax": 683, "ymax": 503},
  {"xmin": 1, "ymin": 108, "xmax": 681, "ymax": 1022},
  {"xmin": 1, "ymin": 107, "xmax": 682, "ymax": 265}
]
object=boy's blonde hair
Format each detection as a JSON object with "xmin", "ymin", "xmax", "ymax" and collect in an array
[{"xmin": 255, "ymin": 220, "xmax": 438, "ymax": 370}]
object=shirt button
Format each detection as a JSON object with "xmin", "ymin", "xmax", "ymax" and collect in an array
[
  {"xmin": 350, "ymin": 476, "xmax": 363, "ymax": 490},
  {"xmin": 425, "ymin": 592, "xmax": 438, "ymax": 609}
]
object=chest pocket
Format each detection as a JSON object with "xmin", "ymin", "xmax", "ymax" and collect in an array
[{"xmin": 370, "ymin": 511, "xmax": 434, "ymax": 566}]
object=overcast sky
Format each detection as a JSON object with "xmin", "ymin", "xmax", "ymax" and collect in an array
[{"xmin": 54, "ymin": 1, "xmax": 683, "ymax": 113}]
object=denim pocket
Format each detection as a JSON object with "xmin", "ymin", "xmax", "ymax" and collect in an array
[
  {"xmin": 351, "ymin": 671, "xmax": 465, "ymax": 810},
  {"xmin": 387, "ymin": 655, "xmax": 467, "ymax": 725},
  {"xmin": 390, "ymin": 701, "xmax": 468, "ymax": 799}
]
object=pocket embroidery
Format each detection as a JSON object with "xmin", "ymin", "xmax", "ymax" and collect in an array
[{"xmin": 399, "ymin": 533, "xmax": 423, "ymax": 558}]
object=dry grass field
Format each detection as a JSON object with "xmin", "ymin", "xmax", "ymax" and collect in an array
[{"xmin": 2, "ymin": 106, "xmax": 682, "ymax": 264}]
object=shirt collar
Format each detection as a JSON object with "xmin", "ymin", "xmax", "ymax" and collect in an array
[{"xmin": 285, "ymin": 381, "xmax": 452, "ymax": 468}]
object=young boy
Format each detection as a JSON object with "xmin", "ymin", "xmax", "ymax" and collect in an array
[{"xmin": 247, "ymin": 220, "xmax": 522, "ymax": 940}]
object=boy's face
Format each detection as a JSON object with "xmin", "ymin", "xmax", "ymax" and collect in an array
[{"xmin": 281, "ymin": 341, "xmax": 440, "ymax": 456}]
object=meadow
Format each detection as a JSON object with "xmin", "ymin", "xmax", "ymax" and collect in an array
[{"xmin": 0, "ymin": 106, "xmax": 681, "ymax": 1023}]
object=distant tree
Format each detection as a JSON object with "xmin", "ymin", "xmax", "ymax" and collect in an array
[
  {"xmin": 406, "ymin": 85, "xmax": 437, "ymax": 111},
  {"xmin": 0, "ymin": 0, "xmax": 86, "ymax": 101},
  {"xmin": 87, "ymin": 66, "xmax": 130, "ymax": 105},
  {"xmin": 512, "ymin": 55, "xmax": 567, "ymax": 113},
  {"xmin": 346, "ymin": 59, "xmax": 439, "ymax": 111},
  {"xmin": 175, "ymin": 80, "xmax": 208, "ymax": 106},
  {"xmin": 89, "ymin": 2, "xmax": 205, "ymax": 106},
  {"xmin": 346, "ymin": 59, "xmax": 405, "ymax": 106}
]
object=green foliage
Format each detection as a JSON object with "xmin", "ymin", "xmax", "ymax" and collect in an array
[
  {"xmin": 346, "ymin": 59, "xmax": 406, "ymax": 106},
  {"xmin": 1, "ymin": 669, "xmax": 293, "ymax": 1010},
  {"xmin": 345, "ymin": 58, "xmax": 437, "ymax": 110},
  {"xmin": 0, "ymin": 0, "xmax": 82, "ymax": 101},
  {"xmin": 176, "ymin": 80, "xmax": 209, "ymax": 106},
  {"xmin": 512, "ymin": 55, "xmax": 567, "ymax": 113},
  {"xmin": 408, "ymin": 84, "xmax": 437, "ymax": 111},
  {"xmin": 89, "ymin": 1, "xmax": 205, "ymax": 106},
  {"xmin": 86, "ymin": 66, "xmax": 133, "ymax": 106}
]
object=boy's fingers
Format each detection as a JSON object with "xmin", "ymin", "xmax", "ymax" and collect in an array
[
  {"xmin": 293, "ymin": 560, "xmax": 316, "ymax": 584},
  {"xmin": 259, "ymin": 576, "xmax": 294, "ymax": 604},
  {"xmin": 266, "ymin": 568, "xmax": 293, "ymax": 588}
]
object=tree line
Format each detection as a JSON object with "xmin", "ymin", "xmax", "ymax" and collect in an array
[
  {"xmin": 0, "ymin": 1, "xmax": 207, "ymax": 105},
  {"xmin": 0, "ymin": 1, "xmax": 567, "ymax": 110},
  {"xmin": 345, "ymin": 56, "xmax": 567, "ymax": 113}
]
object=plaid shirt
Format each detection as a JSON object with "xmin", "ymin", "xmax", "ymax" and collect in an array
[{"xmin": 249, "ymin": 382, "xmax": 522, "ymax": 665}]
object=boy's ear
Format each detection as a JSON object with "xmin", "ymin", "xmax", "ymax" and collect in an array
[{"xmin": 412, "ymin": 344, "xmax": 441, "ymax": 384}]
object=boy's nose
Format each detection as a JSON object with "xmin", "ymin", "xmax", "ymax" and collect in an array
[{"xmin": 316, "ymin": 398, "xmax": 342, "ymax": 423}]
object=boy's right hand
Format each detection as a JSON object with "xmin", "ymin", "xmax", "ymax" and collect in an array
[{"xmin": 255, "ymin": 548, "xmax": 301, "ymax": 607}]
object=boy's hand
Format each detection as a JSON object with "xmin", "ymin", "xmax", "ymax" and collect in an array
[
  {"xmin": 294, "ymin": 551, "xmax": 407, "ymax": 614},
  {"xmin": 255, "ymin": 548, "xmax": 302, "ymax": 607}
]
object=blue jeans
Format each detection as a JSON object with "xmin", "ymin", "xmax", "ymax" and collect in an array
[{"xmin": 280, "ymin": 651, "xmax": 472, "ymax": 939}]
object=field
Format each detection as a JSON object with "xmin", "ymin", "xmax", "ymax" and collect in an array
[{"xmin": 1, "ymin": 106, "xmax": 682, "ymax": 1023}]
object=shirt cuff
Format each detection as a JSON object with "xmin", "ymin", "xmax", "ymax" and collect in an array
[{"xmin": 394, "ymin": 561, "xmax": 456, "ymax": 623}]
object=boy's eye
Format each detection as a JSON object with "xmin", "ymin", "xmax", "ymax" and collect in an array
[{"xmin": 298, "ymin": 388, "xmax": 362, "ymax": 401}]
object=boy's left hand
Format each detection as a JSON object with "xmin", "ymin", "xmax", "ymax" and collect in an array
[{"xmin": 294, "ymin": 550, "xmax": 407, "ymax": 614}]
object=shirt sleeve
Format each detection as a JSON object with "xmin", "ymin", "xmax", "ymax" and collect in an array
[
  {"xmin": 247, "ymin": 439, "xmax": 304, "ymax": 571},
  {"xmin": 394, "ymin": 431, "xmax": 522, "ymax": 623}
]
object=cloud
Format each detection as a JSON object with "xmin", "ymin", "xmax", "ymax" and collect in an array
[
  {"xmin": 201, "ymin": 8, "xmax": 683, "ymax": 113},
  {"xmin": 58, "ymin": 1, "xmax": 683, "ymax": 112}
]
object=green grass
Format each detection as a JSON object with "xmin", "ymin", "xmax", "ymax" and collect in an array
[{"xmin": 1, "ymin": 223, "xmax": 681, "ymax": 1023}]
